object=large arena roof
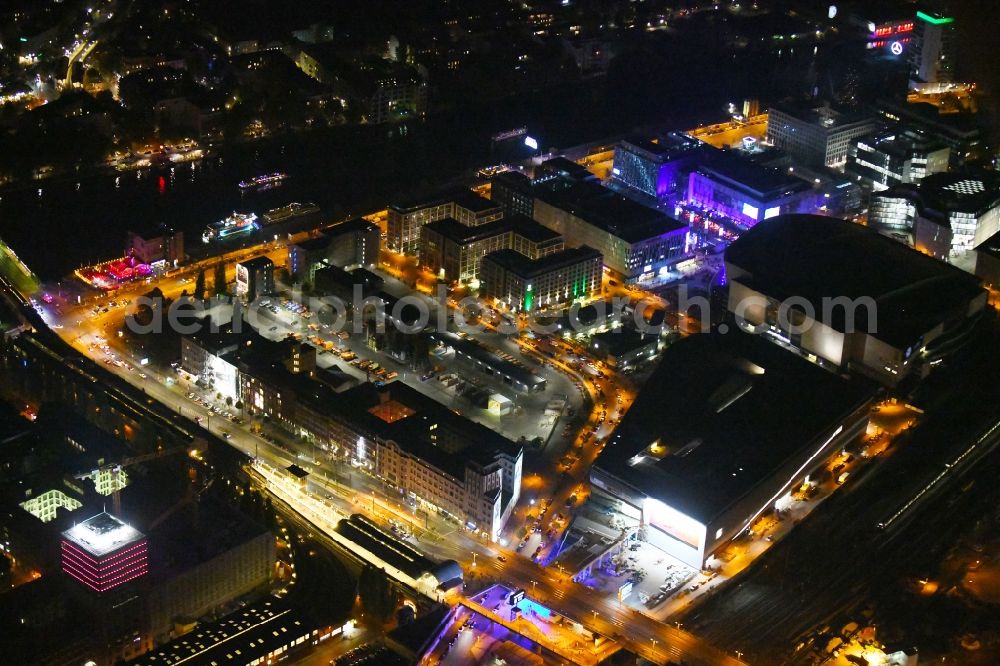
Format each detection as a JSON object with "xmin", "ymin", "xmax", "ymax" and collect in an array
[
  {"xmin": 725, "ymin": 214, "xmax": 984, "ymax": 347},
  {"xmin": 594, "ymin": 331, "xmax": 875, "ymax": 525}
]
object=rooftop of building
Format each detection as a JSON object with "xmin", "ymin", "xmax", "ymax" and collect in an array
[
  {"xmin": 771, "ymin": 100, "xmax": 875, "ymax": 131},
  {"xmin": 128, "ymin": 223, "xmax": 180, "ymax": 241},
  {"xmin": 314, "ymin": 264, "xmax": 383, "ymax": 292},
  {"xmin": 483, "ymin": 246, "xmax": 602, "ymax": 279},
  {"xmin": 389, "ymin": 187, "xmax": 495, "ymax": 214},
  {"xmin": 423, "ymin": 217, "xmax": 510, "ymax": 244},
  {"xmin": 326, "ymin": 216, "xmax": 380, "ymax": 236},
  {"xmin": 620, "ymin": 132, "xmax": 707, "ymax": 161},
  {"xmin": 695, "ymin": 149, "xmax": 812, "ymax": 200},
  {"xmin": 534, "ymin": 179, "xmax": 688, "ymax": 243},
  {"xmin": 506, "ymin": 213, "xmax": 562, "ymax": 243},
  {"xmin": 726, "ymin": 214, "xmax": 985, "ymax": 347},
  {"xmin": 590, "ymin": 328, "xmax": 657, "ymax": 357},
  {"xmin": 854, "ymin": 128, "xmax": 948, "ymax": 158},
  {"xmin": 490, "ymin": 169, "xmax": 534, "ymax": 192},
  {"xmin": 239, "ymin": 256, "xmax": 275, "ymax": 270},
  {"xmin": 292, "ymin": 234, "xmax": 332, "ymax": 253},
  {"xmin": 452, "ymin": 189, "xmax": 502, "ymax": 214},
  {"xmin": 536, "ymin": 156, "xmax": 596, "ymax": 182},
  {"xmin": 595, "ymin": 330, "xmax": 875, "ymax": 525},
  {"xmin": 127, "ymin": 598, "xmax": 312, "ymax": 666},
  {"xmin": 430, "ymin": 330, "xmax": 546, "ymax": 393},
  {"xmin": 62, "ymin": 512, "xmax": 145, "ymax": 558},
  {"xmin": 911, "ymin": 170, "xmax": 1000, "ymax": 215}
]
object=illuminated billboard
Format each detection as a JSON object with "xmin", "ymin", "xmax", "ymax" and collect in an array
[
  {"xmin": 642, "ymin": 497, "xmax": 704, "ymax": 551},
  {"xmin": 741, "ymin": 203, "xmax": 759, "ymax": 221}
]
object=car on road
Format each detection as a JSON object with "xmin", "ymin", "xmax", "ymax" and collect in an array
[{"xmin": 496, "ymin": 554, "xmax": 507, "ymax": 562}]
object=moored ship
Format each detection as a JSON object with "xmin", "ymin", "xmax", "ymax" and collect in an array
[
  {"xmin": 202, "ymin": 212, "xmax": 259, "ymax": 243},
  {"xmin": 238, "ymin": 172, "xmax": 288, "ymax": 190},
  {"xmin": 262, "ymin": 202, "xmax": 320, "ymax": 226}
]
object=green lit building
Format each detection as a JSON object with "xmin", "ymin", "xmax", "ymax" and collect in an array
[{"xmin": 480, "ymin": 246, "xmax": 602, "ymax": 313}]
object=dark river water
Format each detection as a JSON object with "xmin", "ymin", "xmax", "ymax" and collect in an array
[{"xmin": 0, "ymin": 42, "xmax": 830, "ymax": 280}]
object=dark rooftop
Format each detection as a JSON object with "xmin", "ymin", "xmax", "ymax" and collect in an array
[
  {"xmin": 771, "ymin": 100, "xmax": 875, "ymax": 131},
  {"xmin": 483, "ymin": 246, "xmax": 601, "ymax": 279},
  {"xmin": 506, "ymin": 213, "xmax": 562, "ymax": 243},
  {"xmin": 423, "ymin": 217, "xmax": 510, "ymax": 244},
  {"xmin": 726, "ymin": 214, "xmax": 985, "ymax": 347},
  {"xmin": 239, "ymin": 256, "xmax": 275, "ymax": 270},
  {"xmin": 595, "ymin": 330, "xmax": 875, "ymax": 525},
  {"xmin": 336, "ymin": 514, "xmax": 437, "ymax": 581},
  {"xmin": 590, "ymin": 329, "xmax": 657, "ymax": 358},
  {"xmin": 695, "ymin": 149, "xmax": 812, "ymax": 200},
  {"xmin": 326, "ymin": 216, "xmax": 380, "ymax": 237},
  {"xmin": 620, "ymin": 132, "xmax": 708, "ymax": 161},
  {"xmin": 534, "ymin": 179, "xmax": 687, "ymax": 243}
]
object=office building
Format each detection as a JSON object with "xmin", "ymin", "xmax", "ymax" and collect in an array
[
  {"xmin": 909, "ymin": 10, "xmax": 955, "ymax": 89},
  {"xmin": 875, "ymin": 99, "xmax": 983, "ymax": 167},
  {"xmin": 288, "ymin": 218, "xmax": 380, "ymax": 282},
  {"xmin": 287, "ymin": 235, "xmax": 333, "ymax": 283},
  {"xmin": 686, "ymin": 150, "xmax": 818, "ymax": 227},
  {"xmin": 387, "ymin": 189, "xmax": 502, "ymax": 255},
  {"xmin": 420, "ymin": 218, "xmax": 514, "ymax": 283},
  {"xmin": 419, "ymin": 214, "xmax": 563, "ymax": 283},
  {"xmin": 869, "ymin": 171, "xmax": 1000, "ymax": 260},
  {"xmin": 126, "ymin": 225, "xmax": 185, "ymax": 267},
  {"xmin": 490, "ymin": 170, "xmax": 535, "ymax": 218},
  {"xmin": 725, "ymin": 214, "xmax": 986, "ymax": 385},
  {"xmin": 610, "ymin": 133, "xmax": 708, "ymax": 205},
  {"xmin": 532, "ymin": 179, "xmax": 689, "ymax": 282},
  {"xmin": 591, "ymin": 330, "xmax": 874, "ymax": 569},
  {"xmin": 61, "ymin": 513, "xmax": 148, "ymax": 593},
  {"xmin": 767, "ymin": 102, "xmax": 877, "ymax": 167},
  {"xmin": 846, "ymin": 128, "xmax": 950, "ymax": 190},
  {"xmin": 480, "ymin": 246, "xmax": 603, "ymax": 313},
  {"xmin": 235, "ymin": 257, "xmax": 275, "ymax": 303}
]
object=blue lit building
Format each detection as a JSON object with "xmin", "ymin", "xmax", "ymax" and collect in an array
[
  {"xmin": 686, "ymin": 151, "xmax": 819, "ymax": 228},
  {"xmin": 610, "ymin": 133, "xmax": 708, "ymax": 206}
]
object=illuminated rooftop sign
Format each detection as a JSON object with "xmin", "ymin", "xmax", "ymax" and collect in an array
[{"xmin": 916, "ymin": 11, "xmax": 953, "ymax": 25}]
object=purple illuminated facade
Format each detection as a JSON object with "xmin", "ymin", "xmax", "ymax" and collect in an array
[
  {"xmin": 610, "ymin": 133, "xmax": 707, "ymax": 206},
  {"xmin": 61, "ymin": 513, "xmax": 149, "ymax": 592}
]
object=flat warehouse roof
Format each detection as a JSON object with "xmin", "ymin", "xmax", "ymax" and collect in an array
[{"xmin": 594, "ymin": 331, "xmax": 875, "ymax": 525}]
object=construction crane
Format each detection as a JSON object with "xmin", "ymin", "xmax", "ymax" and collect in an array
[{"xmin": 74, "ymin": 442, "xmax": 196, "ymax": 517}]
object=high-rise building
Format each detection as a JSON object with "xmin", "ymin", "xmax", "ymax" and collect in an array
[
  {"xmin": 846, "ymin": 128, "xmax": 950, "ymax": 191},
  {"xmin": 235, "ymin": 257, "xmax": 275, "ymax": 302},
  {"xmin": 909, "ymin": 10, "xmax": 955, "ymax": 89},
  {"xmin": 869, "ymin": 171, "xmax": 1000, "ymax": 261},
  {"xmin": 767, "ymin": 102, "xmax": 877, "ymax": 167},
  {"xmin": 61, "ymin": 513, "xmax": 148, "ymax": 593}
]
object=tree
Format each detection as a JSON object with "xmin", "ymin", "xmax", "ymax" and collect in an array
[
  {"xmin": 194, "ymin": 269, "xmax": 206, "ymax": 301},
  {"xmin": 214, "ymin": 262, "xmax": 227, "ymax": 296},
  {"xmin": 357, "ymin": 565, "xmax": 399, "ymax": 624}
]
